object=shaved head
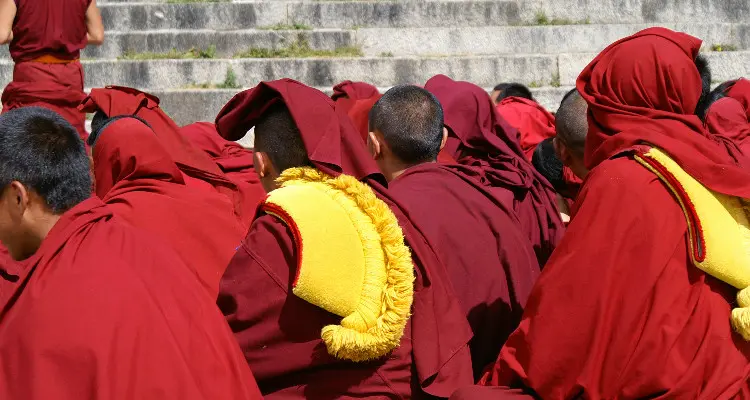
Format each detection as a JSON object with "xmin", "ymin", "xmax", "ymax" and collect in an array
[
  {"xmin": 555, "ymin": 89, "xmax": 588, "ymax": 158},
  {"xmin": 254, "ymin": 103, "xmax": 311, "ymax": 173}
]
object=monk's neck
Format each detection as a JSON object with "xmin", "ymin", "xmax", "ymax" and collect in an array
[
  {"xmin": 385, "ymin": 159, "xmax": 436, "ymax": 182},
  {"xmin": 29, "ymin": 212, "xmax": 63, "ymax": 250}
]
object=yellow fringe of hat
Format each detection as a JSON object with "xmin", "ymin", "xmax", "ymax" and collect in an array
[
  {"xmin": 263, "ymin": 167, "xmax": 415, "ymax": 361},
  {"xmin": 634, "ymin": 148, "xmax": 750, "ymax": 339}
]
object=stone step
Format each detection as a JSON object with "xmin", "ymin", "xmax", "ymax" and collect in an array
[
  {"xmin": 98, "ymin": 0, "xmax": 748, "ymax": 32},
  {"xmin": 0, "ymin": 51, "xmax": 743, "ymax": 91},
  {"xmin": 0, "ymin": 23, "xmax": 741, "ymax": 60},
  {"xmin": 129, "ymin": 86, "xmax": 574, "ymax": 128}
]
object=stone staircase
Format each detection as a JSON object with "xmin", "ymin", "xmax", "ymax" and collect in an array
[{"xmin": 3, "ymin": 0, "xmax": 749, "ymax": 128}]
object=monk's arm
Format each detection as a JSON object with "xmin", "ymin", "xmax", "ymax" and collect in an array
[
  {"xmin": 0, "ymin": 0, "xmax": 16, "ymax": 45},
  {"xmin": 85, "ymin": 0, "xmax": 104, "ymax": 45}
]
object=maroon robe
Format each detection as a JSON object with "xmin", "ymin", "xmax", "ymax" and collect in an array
[
  {"xmin": 0, "ymin": 197, "xmax": 262, "ymax": 399},
  {"xmin": 216, "ymin": 78, "xmax": 474, "ymax": 398},
  {"xmin": 389, "ymin": 162, "xmax": 540, "ymax": 379}
]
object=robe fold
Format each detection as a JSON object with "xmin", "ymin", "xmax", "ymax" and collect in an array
[
  {"xmin": 467, "ymin": 27, "xmax": 750, "ymax": 400},
  {"xmin": 2, "ymin": 0, "xmax": 90, "ymax": 139},
  {"xmin": 425, "ymin": 75, "xmax": 564, "ymax": 266},
  {"xmin": 216, "ymin": 78, "xmax": 474, "ymax": 398},
  {"xmin": 332, "ymin": 80, "xmax": 380, "ymax": 114},
  {"xmin": 80, "ymin": 86, "xmax": 257, "ymax": 229},
  {"xmin": 389, "ymin": 162, "xmax": 540, "ymax": 379},
  {"xmin": 93, "ymin": 117, "xmax": 246, "ymax": 298},
  {"xmin": 495, "ymin": 97, "xmax": 556, "ymax": 161},
  {"xmin": 0, "ymin": 197, "xmax": 262, "ymax": 400},
  {"xmin": 705, "ymin": 97, "xmax": 750, "ymax": 157}
]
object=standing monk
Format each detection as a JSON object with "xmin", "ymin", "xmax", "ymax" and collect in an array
[
  {"xmin": 454, "ymin": 27, "xmax": 750, "ymax": 400},
  {"xmin": 367, "ymin": 85, "xmax": 540, "ymax": 379},
  {"xmin": 0, "ymin": 0, "xmax": 104, "ymax": 140}
]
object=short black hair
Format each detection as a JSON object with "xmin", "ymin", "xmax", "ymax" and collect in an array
[
  {"xmin": 532, "ymin": 138, "xmax": 566, "ymax": 194},
  {"xmin": 88, "ymin": 111, "xmax": 152, "ymax": 146},
  {"xmin": 254, "ymin": 103, "xmax": 311, "ymax": 173},
  {"xmin": 694, "ymin": 54, "xmax": 712, "ymax": 116},
  {"xmin": 369, "ymin": 85, "xmax": 444, "ymax": 163},
  {"xmin": 493, "ymin": 83, "xmax": 534, "ymax": 102},
  {"xmin": 555, "ymin": 89, "xmax": 587, "ymax": 158},
  {"xmin": 0, "ymin": 107, "xmax": 91, "ymax": 213},
  {"xmin": 696, "ymin": 79, "xmax": 738, "ymax": 122}
]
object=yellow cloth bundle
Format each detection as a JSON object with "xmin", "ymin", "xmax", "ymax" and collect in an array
[{"xmin": 263, "ymin": 167, "xmax": 415, "ymax": 361}]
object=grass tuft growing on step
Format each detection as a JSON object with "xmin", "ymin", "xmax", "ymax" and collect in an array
[
  {"xmin": 186, "ymin": 67, "xmax": 242, "ymax": 90},
  {"xmin": 166, "ymin": 0, "xmax": 229, "ymax": 3},
  {"xmin": 711, "ymin": 44, "xmax": 738, "ymax": 52},
  {"xmin": 234, "ymin": 37, "xmax": 362, "ymax": 58},
  {"xmin": 119, "ymin": 45, "xmax": 217, "ymax": 60},
  {"xmin": 533, "ymin": 11, "xmax": 590, "ymax": 25},
  {"xmin": 550, "ymin": 72, "xmax": 561, "ymax": 88},
  {"xmin": 259, "ymin": 23, "xmax": 312, "ymax": 31}
]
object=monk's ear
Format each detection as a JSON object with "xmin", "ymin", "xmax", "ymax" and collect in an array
[
  {"xmin": 7, "ymin": 181, "xmax": 30, "ymax": 219},
  {"xmin": 440, "ymin": 127, "xmax": 448, "ymax": 151},
  {"xmin": 367, "ymin": 131, "xmax": 382, "ymax": 160},
  {"xmin": 254, "ymin": 151, "xmax": 271, "ymax": 178}
]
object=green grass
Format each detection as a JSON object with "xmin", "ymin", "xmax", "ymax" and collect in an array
[
  {"xmin": 234, "ymin": 37, "xmax": 363, "ymax": 58},
  {"xmin": 711, "ymin": 44, "xmax": 738, "ymax": 52},
  {"xmin": 258, "ymin": 23, "xmax": 312, "ymax": 31},
  {"xmin": 550, "ymin": 72, "xmax": 561, "ymax": 88},
  {"xmin": 186, "ymin": 66, "xmax": 241, "ymax": 89},
  {"xmin": 119, "ymin": 45, "xmax": 216, "ymax": 60},
  {"xmin": 527, "ymin": 80, "xmax": 544, "ymax": 89},
  {"xmin": 380, "ymin": 51, "xmax": 394, "ymax": 57},
  {"xmin": 533, "ymin": 11, "xmax": 590, "ymax": 25},
  {"xmin": 166, "ymin": 0, "xmax": 229, "ymax": 3}
]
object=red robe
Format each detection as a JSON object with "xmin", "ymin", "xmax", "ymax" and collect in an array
[
  {"xmin": 705, "ymin": 97, "xmax": 750, "ymax": 157},
  {"xmin": 389, "ymin": 162, "xmax": 540, "ymax": 379},
  {"xmin": 728, "ymin": 78, "xmax": 750, "ymax": 118},
  {"xmin": 180, "ymin": 122, "xmax": 266, "ymax": 211},
  {"xmin": 216, "ymin": 79, "xmax": 474, "ymax": 398},
  {"xmin": 331, "ymin": 80, "xmax": 380, "ymax": 114},
  {"xmin": 495, "ymin": 97, "xmax": 557, "ymax": 161},
  {"xmin": 0, "ymin": 197, "xmax": 262, "ymax": 399},
  {"xmin": 93, "ymin": 117, "xmax": 246, "ymax": 298},
  {"xmin": 425, "ymin": 75, "xmax": 564, "ymax": 266},
  {"xmin": 461, "ymin": 27, "xmax": 750, "ymax": 400},
  {"xmin": 80, "ymin": 87, "xmax": 257, "ymax": 230},
  {"xmin": 2, "ymin": 0, "xmax": 90, "ymax": 139}
]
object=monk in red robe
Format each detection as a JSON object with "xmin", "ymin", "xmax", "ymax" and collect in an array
[
  {"xmin": 454, "ymin": 27, "xmax": 750, "ymax": 399},
  {"xmin": 216, "ymin": 78, "xmax": 474, "ymax": 398},
  {"xmin": 425, "ymin": 75, "xmax": 564, "ymax": 265},
  {"xmin": 496, "ymin": 96, "xmax": 556, "ymax": 161},
  {"xmin": 701, "ymin": 79, "xmax": 750, "ymax": 156},
  {"xmin": 332, "ymin": 80, "xmax": 380, "ymax": 114},
  {"xmin": 81, "ymin": 86, "xmax": 261, "ymax": 229},
  {"xmin": 0, "ymin": 107, "xmax": 262, "ymax": 400},
  {"xmin": 366, "ymin": 84, "xmax": 540, "ymax": 379},
  {"xmin": 90, "ymin": 116, "xmax": 246, "ymax": 298},
  {"xmin": 0, "ymin": 0, "xmax": 103, "ymax": 140}
]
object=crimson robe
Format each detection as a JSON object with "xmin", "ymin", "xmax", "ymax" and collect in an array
[
  {"xmin": 2, "ymin": 0, "xmax": 90, "ymax": 139},
  {"xmin": 80, "ymin": 87, "xmax": 257, "ymax": 229},
  {"xmin": 180, "ymin": 122, "xmax": 266, "ymax": 211},
  {"xmin": 389, "ymin": 162, "xmax": 540, "ymax": 379},
  {"xmin": 425, "ymin": 75, "xmax": 564, "ymax": 266},
  {"xmin": 461, "ymin": 27, "xmax": 750, "ymax": 400},
  {"xmin": 93, "ymin": 117, "xmax": 246, "ymax": 298},
  {"xmin": 216, "ymin": 79, "xmax": 474, "ymax": 398},
  {"xmin": 705, "ymin": 97, "xmax": 750, "ymax": 157},
  {"xmin": 728, "ymin": 78, "xmax": 750, "ymax": 117},
  {"xmin": 0, "ymin": 197, "xmax": 262, "ymax": 399},
  {"xmin": 332, "ymin": 80, "xmax": 380, "ymax": 114},
  {"xmin": 496, "ymin": 97, "xmax": 556, "ymax": 161}
]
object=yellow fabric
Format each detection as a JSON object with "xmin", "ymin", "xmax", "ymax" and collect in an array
[
  {"xmin": 264, "ymin": 167, "xmax": 415, "ymax": 361},
  {"xmin": 634, "ymin": 148, "xmax": 750, "ymax": 340}
]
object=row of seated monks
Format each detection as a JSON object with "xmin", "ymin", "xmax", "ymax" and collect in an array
[{"xmin": 0, "ymin": 6, "xmax": 749, "ymax": 398}]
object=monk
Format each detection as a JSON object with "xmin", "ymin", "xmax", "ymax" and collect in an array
[
  {"xmin": 0, "ymin": 107, "xmax": 262, "ymax": 400},
  {"xmin": 180, "ymin": 121, "xmax": 266, "ymax": 211},
  {"xmin": 216, "ymin": 78, "xmax": 474, "ymax": 398},
  {"xmin": 701, "ymin": 79, "xmax": 750, "ymax": 156},
  {"xmin": 425, "ymin": 75, "xmax": 564, "ymax": 265},
  {"xmin": 490, "ymin": 83, "xmax": 533, "ymax": 105},
  {"xmin": 81, "ymin": 86, "xmax": 261, "ymax": 229},
  {"xmin": 0, "ymin": 0, "xmax": 103, "ymax": 140},
  {"xmin": 367, "ymin": 84, "xmax": 540, "ymax": 379},
  {"xmin": 89, "ymin": 116, "xmax": 246, "ymax": 298},
  {"xmin": 454, "ymin": 27, "xmax": 750, "ymax": 400},
  {"xmin": 331, "ymin": 80, "xmax": 380, "ymax": 114},
  {"xmin": 495, "ymin": 95, "xmax": 556, "ymax": 161}
]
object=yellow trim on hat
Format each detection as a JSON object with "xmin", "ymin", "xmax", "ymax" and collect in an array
[{"xmin": 264, "ymin": 167, "xmax": 415, "ymax": 361}]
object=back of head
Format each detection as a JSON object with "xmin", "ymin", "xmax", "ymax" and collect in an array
[
  {"xmin": 254, "ymin": 103, "xmax": 311, "ymax": 173},
  {"xmin": 555, "ymin": 89, "xmax": 588, "ymax": 158},
  {"xmin": 370, "ymin": 85, "xmax": 444, "ymax": 164},
  {"xmin": 494, "ymin": 83, "xmax": 535, "ymax": 102},
  {"xmin": 0, "ymin": 107, "xmax": 90, "ymax": 213},
  {"xmin": 697, "ymin": 79, "xmax": 737, "ymax": 122}
]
